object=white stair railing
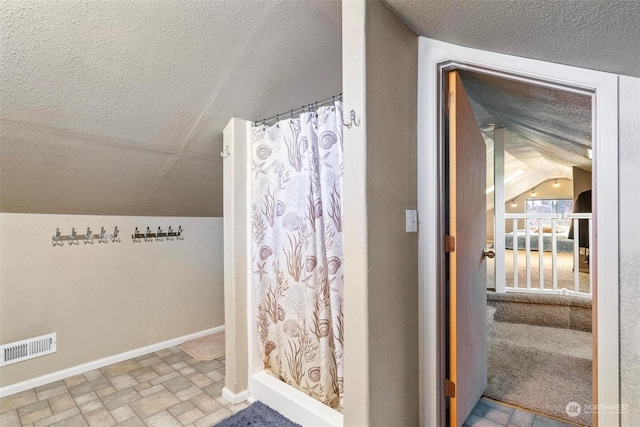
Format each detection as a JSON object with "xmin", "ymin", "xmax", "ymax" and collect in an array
[{"xmin": 499, "ymin": 213, "xmax": 592, "ymax": 298}]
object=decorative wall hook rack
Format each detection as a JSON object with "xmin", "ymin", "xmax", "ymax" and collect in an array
[
  {"xmin": 98, "ymin": 227, "xmax": 108, "ymax": 244},
  {"xmin": 84, "ymin": 227, "xmax": 94, "ymax": 244},
  {"xmin": 52, "ymin": 226, "xmax": 120, "ymax": 246},
  {"xmin": 132, "ymin": 227, "xmax": 143, "ymax": 243},
  {"xmin": 131, "ymin": 226, "xmax": 183, "ymax": 243},
  {"xmin": 144, "ymin": 227, "xmax": 154, "ymax": 242},
  {"xmin": 343, "ymin": 110, "xmax": 360, "ymax": 129},
  {"xmin": 111, "ymin": 226, "xmax": 121, "ymax": 243}
]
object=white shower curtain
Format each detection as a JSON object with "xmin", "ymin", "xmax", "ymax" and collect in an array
[{"xmin": 251, "ymin": 102, "xmax": 344, "ymax": 410}]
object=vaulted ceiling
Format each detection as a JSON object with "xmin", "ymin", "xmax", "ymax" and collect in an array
[
  {"xmin": 457, "ymin": 70, "xmax": 592, "ymax": 209},
  {"xmin": 1, "ymin": 1, "xmax": 637, "ymax": 217}
]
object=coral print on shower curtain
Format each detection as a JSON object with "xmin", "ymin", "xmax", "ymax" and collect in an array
[{"xmin": 251, "ymin": 102, "xmax": 344, "ymax": 411}]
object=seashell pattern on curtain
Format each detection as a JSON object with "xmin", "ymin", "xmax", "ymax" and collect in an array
[{"xmin": 251, "ymin": 102, "xmax": 344, "ymax": 411}]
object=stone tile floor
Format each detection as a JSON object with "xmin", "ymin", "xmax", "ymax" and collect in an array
[
  {"xmin": 0, "ymin": 345, "xmax": 584, "ymax": 427},
  {"xmin": 0, "ymin": 346, "xmax": 249, "ymax": 426},
  {"xmin": 464, "ymin": 398, "xmax": 581, "ymax": 427}
]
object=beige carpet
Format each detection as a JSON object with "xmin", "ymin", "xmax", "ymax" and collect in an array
[
  {"xmin": 486, "ymin": 321, "xmax": 592, "ymax": 426},
  {"xmin": 179, "ymin": 332, "xmax": 225, "ymax": 361},
  {"xmin": 487, "ymin": 249, "xmax": 590, "ymax": 294}
]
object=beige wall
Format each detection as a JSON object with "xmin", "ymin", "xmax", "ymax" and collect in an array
[
  {"xmin": 619, "ymin": 75, "xmax": 640, "ymax": 426},
  {"xmin": 0, "ymin": 213, "xmax": 224, "ymax": 388},
  {"xmin": 343, "ymin": 1, "xmax": 419, "ymax": 425},
  {"xmin": 572, "ymin": 167, "xmax": 591, "ymax": 202}
]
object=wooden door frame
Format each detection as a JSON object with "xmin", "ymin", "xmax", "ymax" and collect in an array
[{"xmin": 417, "ymin": 38, "xmax": 619, "ymax": 427}]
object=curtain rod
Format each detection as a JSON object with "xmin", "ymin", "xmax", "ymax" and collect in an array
[{"xmin": 254, "ymin": 93, "xmax": 342, "ymax": 127}]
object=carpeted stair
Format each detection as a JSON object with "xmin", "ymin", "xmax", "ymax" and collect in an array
[
  {"xmin": 485, "ymin": 318, "xmax": 592, "ymax": 426},
  {"xmin": 487, "ymin": 305, "xmax": 497, "ymax": 326},
  {"xmin": 487, "ymin": 292, "xmax": 592, "ymax": 332}
]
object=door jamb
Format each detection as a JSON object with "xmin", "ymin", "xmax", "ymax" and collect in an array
[{"xmin": 417, "ymin": 38, "xmax": 619, "ymax": 427}]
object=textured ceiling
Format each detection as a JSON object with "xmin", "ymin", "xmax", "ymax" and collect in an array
[
  {"xmin": 1, "ymin": 0, "xmax": 635, "ymax": 217},
  {"xmin": 458, "ymin": 70, "xmax": 592, "ymax": 206},
  {"xmin": 385, "ymin": 0, "xmax": 640, "ymax": 78},
  {"xmin": 0, "ymin": 0, "xmax": 341, "ymax": 216}
]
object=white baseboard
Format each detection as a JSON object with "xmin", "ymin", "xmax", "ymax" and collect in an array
[
  {"xmin": 250, "ymin": 370, "xmax": 343, "ymax": 427},
  {"xmin": 0, "ymin": 325, "xmax": 224, "ymax": 398},
  {"xmin": 222, "ymin": 387, "xmax": 250, "ymax": 405}
]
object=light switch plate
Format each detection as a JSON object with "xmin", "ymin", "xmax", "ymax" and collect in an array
[{"xmin": 405, "ymin": 209, "xmax": 418, "ymax": 232}]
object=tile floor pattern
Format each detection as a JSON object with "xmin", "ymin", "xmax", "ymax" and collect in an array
[
  {"xmin": 464, "ymin": 398, "xmax": 580, "ymax": 427},
  {"xmin": 0, "ymin": 346, "xmax": 249, "ymax": 426},
  {"xmin": 0, "ymin": 346, "xmax": 583, "ymax": 427}
]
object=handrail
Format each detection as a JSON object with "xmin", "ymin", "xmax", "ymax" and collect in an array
[
  {"xmin": 505, "ymin": 213, "xmax": 592, "ymax": 219},
  {"xmin": 496, "ymin": 212, "xmax": 592, "ymax": 298}
]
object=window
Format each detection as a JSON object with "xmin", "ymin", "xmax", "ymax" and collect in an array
[{"xmin": 525, "ymin": 198, "xmax": 573, "ymax": 232}]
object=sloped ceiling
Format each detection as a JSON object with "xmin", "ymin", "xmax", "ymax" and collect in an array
[
  {"xmin": 385, "ymin": 0, "xmax": 640, "ymax": 78},
  {"xmin": 1, "ymin": 0, "xmax": 636, "ymax": 217},
  {"xmin": 458, "ymin": 69, "xmax": 592, "ymax": 207},
  {"xmin": 0, "ymin": 0, "xmax": 341, "ymax": 216}
]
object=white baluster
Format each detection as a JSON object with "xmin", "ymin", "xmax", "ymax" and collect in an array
[
  {"xmin": 538, "ymin": 218, "xmax": 544, "ymax": 290},
  {"xmin": 551, "ymin": 218, "xmax": 558, "ymax": 292}
]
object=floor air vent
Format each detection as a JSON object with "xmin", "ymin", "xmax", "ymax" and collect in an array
[{"xmin": 1, "ymin": 333, "xmax": 57, "ymax": 367}]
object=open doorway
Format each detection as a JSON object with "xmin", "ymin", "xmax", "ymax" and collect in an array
[
  {"xmin": 445, "ymin": 70, "xmax": 593, "ymax": 425},
  {"xmin": 417, "ymin": 38, "xmax": 619, "ymax": 427},
  {"xmin": 443, "ymin": 68, "xmax": 595, "ymax": 427}
]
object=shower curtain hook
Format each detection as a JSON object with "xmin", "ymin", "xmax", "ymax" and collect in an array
[
  {"xmin": 343, "ymin": 110, "xmax": 360, "ymax": 129},
  {"xmin": 290, "ymin": 110, "xmax": 294, "ymax": 123},
  {"xmin": 262, "ymin": 119, "xmax": 266, "ymax": 131}
]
